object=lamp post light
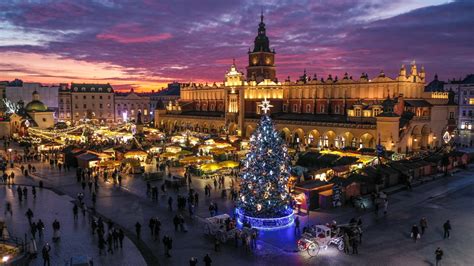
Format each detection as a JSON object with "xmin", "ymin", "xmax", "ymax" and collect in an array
[{"xmin": 7, "ymin": 148, "xmax": 13, "ymax": 168}]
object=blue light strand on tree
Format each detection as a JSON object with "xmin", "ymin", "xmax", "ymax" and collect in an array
[{"xmin": 237, "ymin": 113, "xmax": 294, "ymax": 229}]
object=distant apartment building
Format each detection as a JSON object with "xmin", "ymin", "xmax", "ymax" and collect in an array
[
  {"xmin": 426, "ymin": 74, "xmax": 474, "ymax": 146},
  {"xmin": 58, "ymin": 83, "xmax": 115, "ymax": 124},
  {"xmin": 115, "ymin": 89, "xmax": 150, "ymax": 123}
]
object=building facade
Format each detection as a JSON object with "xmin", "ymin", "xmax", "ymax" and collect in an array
[
  {"xmin": 115, "ymin": 89, "xmax": 150, "ymax": 123},
  {"xmin": 59, "ymin": 83, "xmax": 115, "ymax": 124},
  {"xmin": 155, "ymin": 14, "xmax": 457, "ymax": 154}
]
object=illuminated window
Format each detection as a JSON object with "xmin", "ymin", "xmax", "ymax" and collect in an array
[
  {"xmin": 373, "ymin": 108, "xmax": 380, "ymax": 116},
  {"xmin": 469, "ymin": 98, "xmax": 474, "ymax": 105},
  {"xmin": 355, "ymin": 108, "xmax": 361, "ymax": 117},
  {"xmin": 320, "ymin": 105, "xmax": 325, "ymax": 113}
]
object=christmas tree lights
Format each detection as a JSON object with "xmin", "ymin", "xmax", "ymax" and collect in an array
[{"xmin": 237, "ymin": 99, "xmax": 294, "ymax": 230}]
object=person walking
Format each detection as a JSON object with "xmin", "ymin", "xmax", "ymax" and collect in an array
[
  {"xmin": 73, "ymin": 204, "xmax": 78, "ymax": 221},
  {"xmin": 411, "ymin": 224, "xmax": 420, "ymax": 242},
  {"xmin": 98, "ymin": 235, "xmax": 105, "ymax": 255},
  {"xmin": 106, "ymin": 232, "xmax": 114, "ymax": 254},
  {"xmin": 343, "ymin": 233, "xmax": 350, "ymax": 254},
  {"xmin": 189, "ymin": 257, "xmax": 198, "ymax": 266},
  {"xmin": 149, "ymin": 218, "xmax": 155, "ymax": 237},
  {"xmin": 118, "ymin": 228, "xmax": 124, "ymax": 248},
  {"xmin": 168, "ymin": 196, "xmax": 173, "ymax": 211},
  {"xmin": 173, "ymin": 215, "xmax": 180, "ymax": 232},
  {"xmin": 32, "ymin": 186, "xmax": 37, "ymax": 199},
  {"xmin": 37, "ymin": 219, "xmax": 45, "ymax": 239},
  {"xmin": 135, "ymin": 222, "xmax": 141, "ymax": 240},
  {"xmin": 26, "ymin": 208, "xmax": 34, "ymax": 224},
  {"xmin": 443, "ymin": 220, "xmax": 451, "ymax": 239},
  {"xmin": 4, "ymin": 201, "xmax": 12, "ymax": 216},
  {"xmin": 351, "ymin": 236, "xmax": 359, "ymax": 254},
  {"xmin": 294, "ymin": 216, "xmax": 300, "ymax": 234},
  {"xmin": 52, "ymin": 219, "xmax": 61, "ymax": 242},
  {"xmin": 42, "ymin": 243, "xmax": 51, "ymax": 266},
  {"xmin": 30, "ymin": 222, "xmax": 38, "ymax": 239},
  {"xmin": 435, "ymin": 247, "xmax": 443, "ymax": 266},
  {"xmin": 420, "ymin": 217, "xmax": 428, "ymax": 235},
  {"xmin": 163, "ymin": 235, "xmax": 172, "ymax": 257},
  {"xmin": 203, "ymin": 253, "xmax": 212, "ymax": 266}
]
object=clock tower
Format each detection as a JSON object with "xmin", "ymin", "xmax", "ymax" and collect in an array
[{"xmin": 247, "ymin": 12, "xmax": 276, "ymax": 83}]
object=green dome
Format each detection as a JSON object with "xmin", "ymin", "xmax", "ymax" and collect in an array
[{"xmin": 25, "ymin": 100, "xmax": 48, "ymax": 112}]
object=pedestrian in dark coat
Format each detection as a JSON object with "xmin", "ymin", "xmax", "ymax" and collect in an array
[
  {"xmin": 118, "ymin": 229, "xmax": 124, "ymax": 248},
  {"xmin": 107, "ymin": 233, "xmax": 113, "ymax": 254},
  {"xmin": 411, "ymin": 224, "xmax": 420, "ymax": 242},
  {"xmin": 203, "ymin": 254, "xmax": 212, "ymax": 266},
  {"xmin": 443, "ymin": 220, "xmax": 451, "ymax": 239},
  {"xmin": 42, "ymin": 243, "xmax": 51, "ymax": 266},
  {"xmin": 351, "ymin": 237, "xmax": 358, "ymax": 254},
  {"xmin": 435, "ymin": 247, "xmax": 443, "ymax": 266},
  {"xmin": 135, "ymin": 222, "xmax": 141, "ymax": 239},
  {"xmin": 420, "ymin": 217, "xmax": 428, "ymax": 235},
  {"xmin": 26, "ymin": 208, "xmax": 34, "ymax": 224}
]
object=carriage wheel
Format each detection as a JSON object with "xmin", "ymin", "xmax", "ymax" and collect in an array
[
  {"xmin": 337, "ymin": 241, "xmax": 344, "ymax": 251},
  {"xmin": 307, "ymin": 243, "xmax": 320, "ymax": 257}
]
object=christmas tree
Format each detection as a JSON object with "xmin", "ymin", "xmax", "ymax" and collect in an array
[{"xmin": 237, "ymin": 99, "xmax": 293, "ymax": 228}]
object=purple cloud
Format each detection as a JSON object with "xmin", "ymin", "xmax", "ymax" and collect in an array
[{"xmin": 0, "ymin": 0, "xmax": 473, "ymax": 89}]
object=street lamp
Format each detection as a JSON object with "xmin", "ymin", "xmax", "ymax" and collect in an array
[{"xmin": 7, "ymin": 148, "xmax": 12, "ymax": 168}]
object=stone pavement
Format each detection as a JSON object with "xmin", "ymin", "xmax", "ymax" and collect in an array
[
  {"xmin": 0, "ymin": 184, "xmax": 145, "ymax": 266},
  {"xmin": 6, "ymin": 155, "xmax": 474, "ymax": 266}
]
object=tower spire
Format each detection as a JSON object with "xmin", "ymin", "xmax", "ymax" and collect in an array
[{"xmin": 260, "ymin": 8, "xmax": 264, "ymax": 23}]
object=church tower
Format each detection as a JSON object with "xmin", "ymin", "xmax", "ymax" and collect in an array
[{"xmin": 246, "ymin": 12, "xmax": 276, "ymax": 83}]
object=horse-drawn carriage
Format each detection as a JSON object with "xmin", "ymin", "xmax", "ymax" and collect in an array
[
  {"xmin": 297, "ymin": 224, "xmax": 360, "ymax": 257},
  {"xmin": 204, "ymin": 214, "xmax": 257, "ymax": 243}
]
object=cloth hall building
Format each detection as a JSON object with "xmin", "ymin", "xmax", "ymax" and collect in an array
[{"xmin": 155, "ymin": 14, "xmax": 457, "ymax": 153}]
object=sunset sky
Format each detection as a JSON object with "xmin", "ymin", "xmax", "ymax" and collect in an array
[{"xmin": 0, "ymin": 0, "xmax": 473, "ymax": 92}]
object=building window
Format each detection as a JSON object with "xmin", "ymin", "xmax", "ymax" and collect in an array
[
  {"xmin": 450, "ymin": 112, "xmax": 455, "ymax": 119},
  {"xmin": 293, "ymin": 104, "xmax": 298, "ymax": 113},
  {"xmin": 306, "ymin": 104, "xmax": 311, "ymax": 113},
  {"xmin": 100, "ymin": 96, "xmax": 103, "ymax": 100},
  {"xmin": 283, "ymin": 104, "xmax": 288, "ymax": 112},
  {"xmin": 463, "ymin": 91, "xmax": 467, "ymax": 95},
  {"xmin": 335, "ymin": 105, "xmax": 340, "ymax": 114},
  {"xmin": 83, "ymin": 95, "xmax": 86, "ymax": 99},
  {"xmin": 320, "ymin": 105, "xmax": 325, "ymax": 113},
  {"xmin": 462, "ymin": 110, "xmax": 466, "ymax": 117},
  {"xmin": 92, "ymin": 95, "xmax": 95, "ymax": 99},
  {"xmin": 373, "ymin": 108, "xmax": 380, "ymax": 116},
  {"xmin": 469, "ymin": 98, "xmax": 474, "ymax": 105},
  {"xmin": 75, "ymin": 95, "xmax": 78, "ymax": 99},
  {"xmin": 99, "ymin": 104, "xmax": 103, "ymax": 108},
  {"xmin": 355, "ymin": 108, "xmax": 361, "ymax": 117},
  {"xmin": 108, "ymin": 96, "xmax": 111, "ymax": 100},
  {"xmin": 83, "ymin": 104, "xmax": 87, "ymax": 108},
  {"xmin": 74, "ymin": 104, "xmax": 78, "ymax": 108},
  {"xmin": 469, "ymin": 110, "xmax": 472, "ymax": 117}
]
